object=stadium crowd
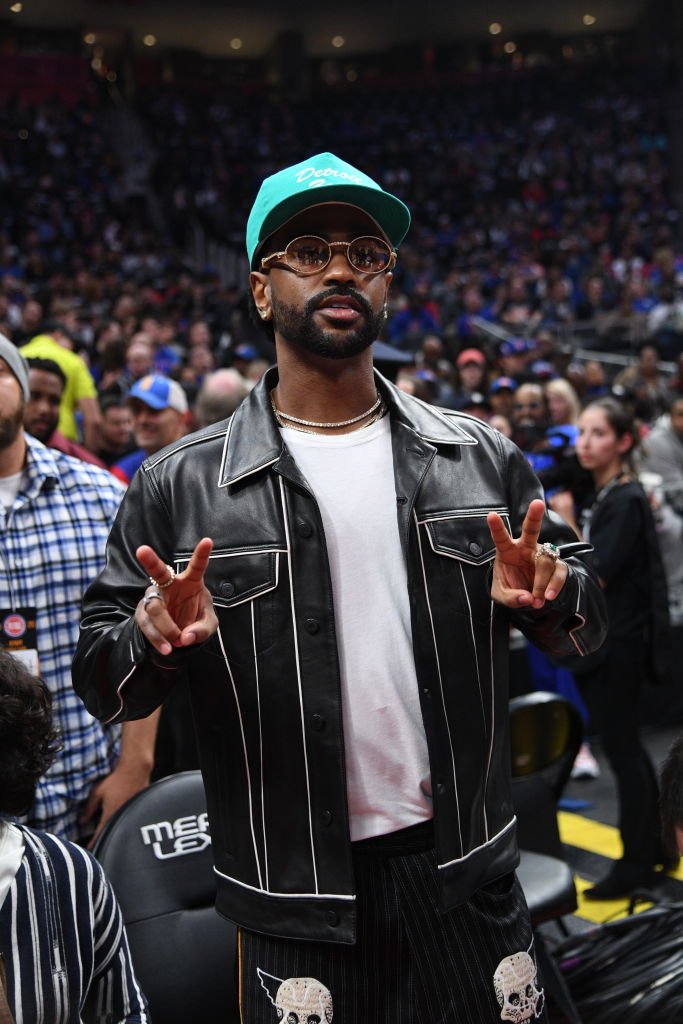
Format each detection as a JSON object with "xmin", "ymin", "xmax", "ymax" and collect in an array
[
  {"xmin": 2, "ymin": 46, "xmax": 683, "ymax": 1018},
  {"xmin": 0, "ymin": 50, "xmax": 682, "ymax": 772}
]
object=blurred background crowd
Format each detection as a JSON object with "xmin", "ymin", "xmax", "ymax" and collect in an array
[{"xmin": 2, "ymin": 0, "xmax": 683, "ymax": 819}]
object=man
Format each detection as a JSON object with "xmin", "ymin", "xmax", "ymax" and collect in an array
[
  {"xmin": 489, "ymin": 375, "xmax": 517, "ymax": 420},
  {"xmin": 193, "ymin": 368, "xmax": 251, "ymax": 429},
  {"xmin": 111, "ymin": 374, "xmax": 188, "ymax": 485},
  {"xmin": 123, "ymin": 333, "xmax": 155, "ymax": 386},
  {"xmin": 613, "ymin": 342, "xmax": 670, "ymax": 422},
  {"xmin": 74, "ymin": 153, "xmax": 606, "ymax": 1022},
  {"xmin": 0, "ymin": 335, "xmax": 157, "ymax": 841},
  {"xmin": 510, "ymin": 381, "xmax": 547, "ymax": 454},
  {"xmin": 498, "ymin": 337, "xmax": 535, "ymax": 382},
  {"xmin": 231, "ymin": 342, "xmax": 261, "ymax": 378},
  {"xmin": 24, "ymin": 357, "xmax": 106, "ymax": 467},
  {"xmin": 97, "ymin": 394, "xmax": 137, "ymax": 468},
  {"xmin": 640, "ymin": 394, "xmax": 683, "ymax": 511},
  {"xmin": 639, "ymin": 394, "xmax": 683, "ymax": 626},
  {"xmin": 20, "ymin": 324, "xmax": 102, "ymax": 451}
]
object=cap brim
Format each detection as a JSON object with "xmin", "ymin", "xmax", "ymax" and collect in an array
[
  {"xmin": 128, "ymin": 393, "xmax": 168, "ymax": 411},
  {"xmin": 252, "ymin": 187, "xmax": 410, "ymax": 268}
]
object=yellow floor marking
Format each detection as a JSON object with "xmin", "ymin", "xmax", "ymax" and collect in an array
[
  {"xmin": 556, "ymin": 812, "xmax": 683, "ymax": 920},
  {"xmin": 573, "ymin": 875, "xmax": 653, "ymax": 923},
  {"xmin": 558, "ymin": 811, "xmax": 623, "ymax": 859},
  {"xmin": 559, "ymin": 812, "xmax": 683, "ymax": 878}
]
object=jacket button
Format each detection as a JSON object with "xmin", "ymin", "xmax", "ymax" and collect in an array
[
  {"xmin": 219, "ymin": 581, "xmax": 235, "ymax": 597},
  {"xmin": 422, "ymin": 687, "xmax": 431, "ymax": 697},
  {"xmin": 469, "ymin": 541, "xmax": 482, "ymax": 556},
  {"xmin": 436, "ymin": 782, "xmax": 448, "ymax": 797},
  {"xmin": 297, "ymin": 520, "xmax": 313, "ymax": 538},
  {"xmin": 396, "ymin": 495, "xmax": 408, "ymax": 505},
  {"xmin": 305, "ymin": 618, "xmax": 320, "ymax": 635},
  {"xmin": 326, "ymin": 910, "xmax": 339, "ymax": 927},
  {"xmin": 311, "ymin": 714, "xmax": 326, "ymax": 731},
  {"xmin": 321, "ymin": 810, "xmax": 333, "ymax": 826}
]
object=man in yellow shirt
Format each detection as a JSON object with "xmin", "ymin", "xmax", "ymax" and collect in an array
[{"xmin": 21, "ymin": 324, "xmax": 101, "ymax": 451}]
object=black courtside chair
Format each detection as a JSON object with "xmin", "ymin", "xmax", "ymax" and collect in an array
[
  {"xmin": 92, "ymin": 771, "xmax": 238, "ymax": 1024},
  {"xmin": 510, "ymin": 690, "xmax": 584, "ymax": 864},
  {"xmin": 510, "ymin": 691, "xmax": 585, "ymax": 1024}
]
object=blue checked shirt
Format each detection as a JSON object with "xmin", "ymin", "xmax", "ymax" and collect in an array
[{"xmin": 0, "ymin": 436, "xmax": 124, "ymax": 838}]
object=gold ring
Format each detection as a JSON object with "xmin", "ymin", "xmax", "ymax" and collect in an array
[{"xmin": 150, "ymin": 565, "xmax": 176, "ymax": 589}]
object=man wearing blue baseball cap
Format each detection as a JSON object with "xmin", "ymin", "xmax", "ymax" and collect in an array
[
  {"xmin": 75, "ymin": 153, "xmax": 606, "ymax": 1022},
  {"xmin": 111, "ymin": 375, "xmax": 188, "ymax": 485}
]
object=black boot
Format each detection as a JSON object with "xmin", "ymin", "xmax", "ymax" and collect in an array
[{"xmin": 583, "ymin": 861, "xmax": 655, "ymax": 901}]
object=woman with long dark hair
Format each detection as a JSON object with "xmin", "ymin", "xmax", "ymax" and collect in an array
[{"xmin": 551, "ymin": 397, "xmax": 672, "ymax": 899}]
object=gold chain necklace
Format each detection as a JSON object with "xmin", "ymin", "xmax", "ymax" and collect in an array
[
  {"xmin": 271, "ymin": 392, "xmax": 387, "ymax": 435},
  {"xmin": 271, "ymin": 389, "xmax": 382, "ymax": 429}
]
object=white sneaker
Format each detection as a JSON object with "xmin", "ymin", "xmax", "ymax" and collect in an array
[{"xmin": 571, "ymin": 741, "xmax": 601, "ymax": 780}]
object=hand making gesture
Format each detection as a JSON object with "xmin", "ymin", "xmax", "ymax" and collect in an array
[
  {"xmin": 487, "ymin": 498, "xmax": 568, "ymax": 610},
  {"xmin": 134, "ymin": 537, "xmax": 218, "ymax": 655}
]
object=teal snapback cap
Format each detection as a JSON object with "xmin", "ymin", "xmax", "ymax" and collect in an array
[{"xmin": 246, "ymin": 152, "xmax": 411, "ymax": 268}]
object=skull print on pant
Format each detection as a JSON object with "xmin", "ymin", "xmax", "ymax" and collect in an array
[
  {"xmin": 257, "ymin": 968, "xmax": 333, "ymax": 1023},
  {"xmin": 493, "ymin": 951, "xmax": 545, "ymax": 1023}
]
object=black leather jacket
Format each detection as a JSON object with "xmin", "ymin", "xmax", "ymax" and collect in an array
[{"xmin": 73, "ymin": 369, "xmax": 606, "ymax": 944}]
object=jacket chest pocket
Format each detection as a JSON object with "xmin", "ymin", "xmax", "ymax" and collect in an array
[
  {"xmin": 418, "ymin": 508, "xmax": 509, "ymax": 619},
  {"xmin": 176, "ymin": 547, "xmax": 286, "ymax": 662},
  {"xmin": 422, "ymin": 509, "xmax": 508, "ymax": 565}
]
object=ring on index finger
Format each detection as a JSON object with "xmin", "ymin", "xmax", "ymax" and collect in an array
[
  {"xmin": 143, "ymin": 590, "xmax": 165, "ymax": 610},
  {"xmin": 149, "ymin": 565, "xmax": 176, "ymax": 589},
  {"xmin": 534, "ymin": 541, "xmax": 561, "ymax": 564}
]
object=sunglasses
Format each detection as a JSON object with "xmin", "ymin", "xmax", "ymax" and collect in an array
[{"xmin": 261, "ymin": 235, "xmax": 396, "ymax": 276}]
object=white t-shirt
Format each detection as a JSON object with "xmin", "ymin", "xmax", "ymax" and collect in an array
[
  {"xmin": 0, "ymin": 820, "xmax": 25, "ymax": 910},
  {"xmin": 282, "ymin": 416, "xmax": 432, "ymax": 840},
  {"xmin": 0, "ymin": 470, "xmax": 24, "ymax": 511}
]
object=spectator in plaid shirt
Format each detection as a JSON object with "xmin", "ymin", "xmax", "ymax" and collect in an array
[{"xmin": 0, "ymin": 335, "xmax": 158, "ymax": 841}]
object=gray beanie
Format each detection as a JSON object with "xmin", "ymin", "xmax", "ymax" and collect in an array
[{"xmin": 0, "ymin": 333, "xmax": 30, "ymax": 402}]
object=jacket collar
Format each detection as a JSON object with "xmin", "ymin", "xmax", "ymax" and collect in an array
[{"xmin": 218, "ymin": 366, "xmax": 478, "ymax": 488}]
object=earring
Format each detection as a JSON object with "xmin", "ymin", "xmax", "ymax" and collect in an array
[
  {"xmin": 258, "ymin": 308, "xmax": 269, "ymax": 320},
  {"xmin": 383, "ymin": 305, "xmax": 388, "ymax": 320}
]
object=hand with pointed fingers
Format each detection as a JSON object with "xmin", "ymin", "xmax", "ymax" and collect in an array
[
  {"xmin": 134, "ymin": 537, "xmax": 218, "ymax": 655},
  {"xmin": 487, "ymin": 498, "xmax": 568, "ymax": 610}
]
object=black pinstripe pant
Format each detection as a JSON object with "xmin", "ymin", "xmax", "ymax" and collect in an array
[{"xmin": 238, "ymin": 821, "xmax": 548, "ymax": 1023}]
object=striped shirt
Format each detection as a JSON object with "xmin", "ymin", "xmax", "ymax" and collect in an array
[
  {"xmin": 0, "ymin": 823, "xmax": 149, "ymax": 1023},
  {"xmin": 0, "ymin": 436, "xmax": 124, "ymax": 838}
]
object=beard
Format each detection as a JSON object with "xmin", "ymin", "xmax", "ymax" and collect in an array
[
  {"xmin": 0, "ymin": 402, "xmax": 23, "ymax": 451},
  {"xmin": 271, "ymin": 285, "xmax": 385, "ymax": 360}
]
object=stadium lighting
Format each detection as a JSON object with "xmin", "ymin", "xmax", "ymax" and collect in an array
[
  {"xmin": 10, "ymin": 2, "xmax": 23, "ymax": 12},
  {"xmin": 143, "ymin": 34, "xmax": 157, "ymax": 47},
  {"xmin": 331, "ymin": 35, "xmax": 345, "ymax": 48},
  {"xmin": 230, "ymin": 38, "xmax": 243, "ymax": 50},
  {"xmin": 504, "ymin": 41, "xmax": 517, "ymax": 54},
  {"xmin": 83, "ymin": 33, "xmax": 96, "ymax": 45},
  {"xmin": 583, "ymin": 13, "xmax": 596, "ymax": 25},
  {"xmin": 489, "ymin": 23, "xmax": 502, "ymax": 35}
]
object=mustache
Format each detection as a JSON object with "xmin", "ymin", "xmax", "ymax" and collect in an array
[{"xmin": 304, "ymin": 286, "xmax": 372, "ymax": 319}]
